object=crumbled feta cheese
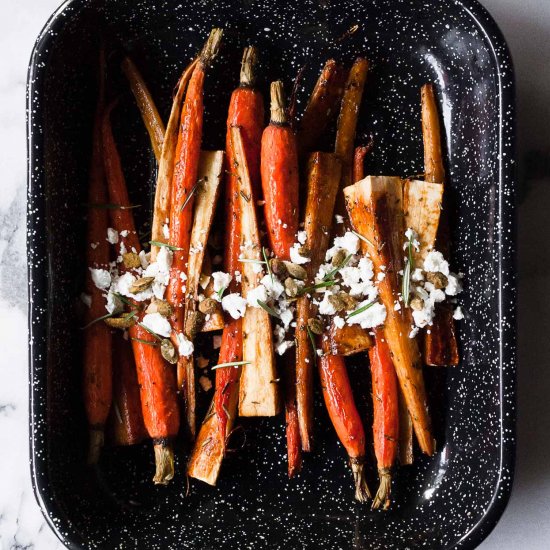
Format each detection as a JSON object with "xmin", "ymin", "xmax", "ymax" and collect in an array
[
  {"xmin": 90, "ymin": 268, "xmax": 111, "ymax": 290},
  {"xmin": 120, "ymin": 230, "xmax": 129, "ymax": 238},
  {"xmin": 290, "ymin": 243, "xmax": 311, "ymax": 265},
  {"xmin": 412, "ymin": 308, "xmax": 432, "ymax": 328},
  {"xmin": 423, "ymin": 250, "xmax": 450, "ymax": 275},
  {"xmin": 279, "ymin": 308, "xmax": 293, "ymax": 328},
  {"xmin": 326, "ymin": 231, "xmax": 360, "ymax": 260},
  {"xmin": 377, "ymin": 272, "xmax": 386, "ymax": 282},
  {"xmin": 107, "ymin": 228, "xmax": 119, "ymax": 244},
  {"xmin": 319, "ymin": 293, "xmax": 337, "ymax": 315},
  {"xmin": 142, "ymin": 313, "xmax": 171, "ymax": 337},
  {"xmin": 335, "ymin": 214, "xmax": 344, "ymax": 224},
  {"xmin": 246, "ymin": 284, "xmax": 268, "ymax": 307},
  {"xmin": 297, "ymin": 231, "xmax": 307, "ymax": 244},
  {"xmin": 212, "ymin": 271, "xmax": 232, "ymax": 293},
  {"xmin": 333, "ymin": 316, "xmax": 345, "ymax": 329},
  {"xmin": 409, "ymin": 326, "xmax": 420, "ymax": 339},
  {"xmin": 221, "ymin": 293, "xmax": 247, "ymax": 319},
  {"xmin": 412, "ymin": 268, "xmax": 424, "ymax": 282},
  {"xmin": 176, "ymin": 333, "xmax": 194, "ymax": 357},
  {"xmin": 80, "ymin": 293, "xmax": 92, "ymax": 308},
  {"xmin": 234, "ymin": 270, "xmax": 242, "ymax": 283},
  {"xmin": 162, "ymin": 223, "xmax": 170, "ymax": 239},
  {"xmin": 260, "ymin": 274, "xmax": 285, "ymax": 300},
  {"xmin": 347, "ymin": 300, "xmax": 387, "ymax": 329},
  {"xmin": 276, "ymin": 340, "xmax": 294, "ymax": 355},
  {"xmin": 394, "ymin": 301, "xmax": 401, "ymax": 311},
  {"xmin": 445, "ymin": 273, "xmax": 463, "ymax": 296},
  {"xmin": 105, "ymin": 291, "xmax": 123, "ymax": 314},
  {"xmin": 119, "ymin": 241, "xmax": 127, "ymax": 255},
  {"xmin": 453, "ymin": 306, "xmax": 464, "ymax": 320}
]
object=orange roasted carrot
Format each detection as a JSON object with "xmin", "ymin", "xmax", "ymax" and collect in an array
[
  {"xmin": 421, "ymin": 83, "xmax": 459, "ymax": 367},
  {"xmin": 260, "ymin": 79, "xmax": 301, "ymax": 475},
  {"xmin": 369, "ymin": 332, "xmax": 399, "ymax": 510},
  {"xmin": 102, "ymin": 105, "xmax": 179, "ymax": 484},
  {"xmin": 261, "ymin": 80, "xmax": 299, "ymax": 258},
  {"xmin": 319, "ymin": 340, "xmax": 370, "ymax": 502},
  {"xmin": 164, "ymin": 29, "xmax": 222, "ymax": 439},
  {"xmin": 108, "ymin": 335, "xmax": 147, "ymax": 446},
  {"xmin": 83, "ymin": 48, "xmax": 112, "ymax": 465},
  {"xmin": 297, "ymin": 59, "xmax": 346, "ymax": 159}
]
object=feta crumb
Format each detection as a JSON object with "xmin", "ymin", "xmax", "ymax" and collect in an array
[
  {"xmin": 120, "ymin": 230, "xmax": 129, "ymax": 238},
  {"xmin": 260, "ymin": 274, "xmax": 285, "ymax": 300},
  {"xmin": 423, "ymin": 250, "xmax": 450, "ymax": 275},
  {"xmin": 297, "ymin": 231, "xmax": 307, "ymax": 244},
  {"xmin": 279, "ymin": 308, "xmax": 294, "ymax": 328},
  {"xmin": 319, "ymin": 293, "xmax": 337, "ymax": 315},
  {"xmin": 326, "ymin": 231, "xmax": 360, "ymax": 260},
  {"xmin": 290, "ymin": 243, "xmax": 311, "ymax": 265},
  {"xmin": 107, "ymin": 228, "xmax": 119, "ymax": 244},
  {"xmin": 394, "ymin": 301, "xmax": 401, "ymax": 311},
  {"xmin": 246, "ymin": 284, "xmax": 268, "ymax": 307},
  {"xmin": 347, "ymin": 300, "xmax": 387, "ymax": 329},
  {"xmin": 409, "ymin": 326, "xmax": 420, "ymax": 338},
  {"xmin": 142, "ymin": 313, "xmax": 171, "ymax": 337},
  {"xmin": 335, "ymin": 214, "xmax": 344, "ymax": 224},
  {"xmin": 162, "ymin": 223, "xmax": 170, "ymax": 239},
  {"xmin": 213, "ymin": 335, "xmax": 222, "ymax": 349},
  {"xmin": 212, "ymin": 271, "xmax": 232, "ymax": 293},
  {"xmin": 176, "ymin": 332, "xmax": 194, "ymax": 356},
  {"xmin": 333, "ymin": 316, "xmax": 345, "ymax": 329},
  {"xmin": 445, "ymin": 273, "xmax": 463, "ymax": 296},
  {"xmin": 276, "ymin": 340, "xmax": 294, "ymax": 355},
  {"xmin": 235, "ymin": 270, "xmax": 242, "ymax": 283},
  {"xmin": 377, "ymin": 272, "xmax": 386, "ymax": 282},
  {"xmin": 412, "ymin": 268, "xmax": 424, "ymax": 282},
  {"xmin": 252, "ymin": 262, "xmax": 264, "ymax": 273},
  {"xmin": 453, "ymin": 306, "xmax": 464, "ymax": 320},
  {"xmin": 139, "ymin": 250, "xmax": 150, "ymax": 269},
  {"xmin": 221, "ymin": 293, "xmax": 247, "ymax": 319},
  {"xmin": 90, "ymin": 268, "xmax": 111, "ymax": 290},
  {"xmin": 105, "ymin": 291, "xmax": 123, "ymax": 314}
]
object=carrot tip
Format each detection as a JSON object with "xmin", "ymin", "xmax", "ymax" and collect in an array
[
  {"xmin": 153, "ymin": 443, "xmax": 175, "ymax": 485},
  {"xmin": 372, "ymin": 469, "xmax": 392, "ymax": 510},
  {"xmin": 350, "ymin": 457, "xmax": 371, "ymax": 503},
  {"xmin": 200, "ymin": 28, "xmax": 223, "ymax": 67},
  {"xmin": 240, "ymin": 46, "xmax": 259, "ymax": 87},
  {"xmin": 87, "ymin": 428, "xmax": 104, "ymax": 465}
]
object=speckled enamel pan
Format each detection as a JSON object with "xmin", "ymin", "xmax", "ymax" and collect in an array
[{"xmin": 27, "ymin": 0, "xmax": 516, "ymax": 548}]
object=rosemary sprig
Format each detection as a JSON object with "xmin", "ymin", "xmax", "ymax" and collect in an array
[
  {"xmin": 212, "ymin": 361, "xmax": 251, "ymax": 370},
  {"xmin": 217, "ymin": 286, "xmax": 226, "ymax": 300},
  {"xmin": 123, "ymin": 309, "xmax": 139, "ymax": 321},
  {"xmin": 347, "ymin": 301, "xmax": 375, "ymax": 318},
  {"xmin": 137, "ymin": 322, "xmax": 164, "ymax": 341},
  {"xmin": 299, "ymin": 280, "xmax": 337, "ymax": 296},
  {"xmin": 352, "ymin": 230, "xmax": 374, "ymax": 247},
  {"xmin": 85, "ymin": 203, "xmax": 141, "ymax": 210},
  {"xmin": 306, "ymin": 326, "xmax": 318, "ymax": 366},
  {"xmin": 81, "ymin": 312, "xmax": 114, "ymax": 329},
  {"xmin": 263, "ymin": 247, "xmax": 273, "ymax": 283},
  {"xmin": 131, "ymin": 337, "xmax": 159, "ymax": 347},
  {"xmin": 257, "ymin": 299, "xmax": 280, "ymax": 319},
  {"xmin": 180, "ymin": 179, "xmax": 203, "ymax": 212},
  {"xmin": 323, "ymin": 253, "xmax": 353, "ymax": 282},
  {"xmin": 149, "ymin": 240, "xmax": 184, "ymax": 251}
]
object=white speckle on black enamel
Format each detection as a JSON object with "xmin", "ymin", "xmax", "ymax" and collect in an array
[{"xmin": 27, "ymin": 0, "xmax": 516, "ymax": 548}]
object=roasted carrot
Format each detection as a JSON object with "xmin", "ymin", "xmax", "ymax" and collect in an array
[
  {"xmin": 369, "ymin": 332, "xmax": 399, "ymax": 510},
  {"xmin": 165, "ymin": 29, "xmax": 222, "ymax": 438},
  {"xmin": 335, "ymin": 58, "xmax": 369, "ymax": 190},
  {"xmin": 150, "ymin": 59, "xmax": 198, "ymax": 260},
  {"xmin": 297, "ymin": 59, "xmax": 346, "ymax": 159},
  {"xmin": 319, "ymin": 340, "xmax": 371, "ymax": 502},
  {"xmin": 102, "ymin": 105, "xmax": 179, "ymax": 484},
  {"xmin": 344, "ymin": 176, "xmax": 435, "ymax": 456},
  {"xmin": 261, "ymin": 80, "xmax": 300, "ymax": 258},
  {"xmin": 421, "ymin": 83, "xmax": 459, "ymax": 366},
  {"xmin": 260, "ymin": 79, "xmax": 301, "ymax": 475},
  {"xmin": 121, "ymin": 56, "xmax": 165, "ymax": 162},
  {"xmin": 296, "ymin": 152, "xmax": 342, "ymax": 451},
  {"xmin": 398, "ymin": 386, "xmax": 414, "ymax": 465},
  {"xmin": 108, "ymin": 335, "xmax": 147, "ymax": 447},
  {"xmin": 83, "ymin": 49, "xmax": 112, "ymax": 465}
]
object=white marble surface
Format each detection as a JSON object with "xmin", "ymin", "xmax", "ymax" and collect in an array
[{"xmin": 0, "ymin": 0, "xmax": 548, "ymax": 548}]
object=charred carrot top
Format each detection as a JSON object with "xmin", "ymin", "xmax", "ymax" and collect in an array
[
  {"xmin": 261, "ymin": 81, "xmax": 300, "ymax": 260},
  {"xmin": 319, "ymin": 340, "xmax": 370, "ymax": 502},
  {"xmin": 83, "ymin": 48, "xmax": 112, "ymax": 465},
  {"xmin": 121, "ymin": 56, "xmax": 166, "ymax": 162},
  {"xmin": 102, "ymin": 106, "xmax": 179, "ymax": 485},
  {"xmin": 369, "ymin": 332, "xmax": 399, "ymax": 510}
]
